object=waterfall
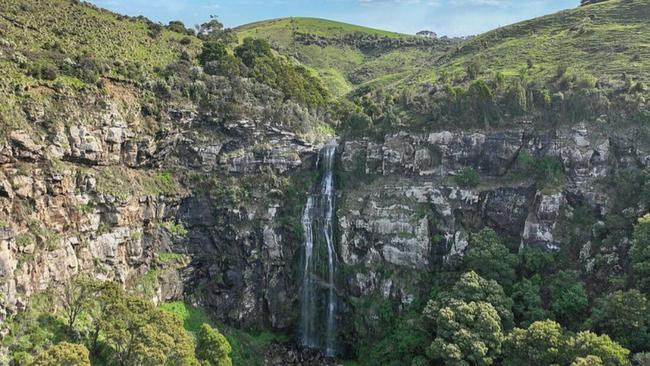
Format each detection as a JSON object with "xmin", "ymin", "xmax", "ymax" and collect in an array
[{"xmin": 299, "ymin": 141, "xmax": 338, "ymax": 357}]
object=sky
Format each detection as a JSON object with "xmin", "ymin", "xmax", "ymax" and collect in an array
[{"xmin": 88, "ymin": 0, "xmax": 578, "ymax": 37}]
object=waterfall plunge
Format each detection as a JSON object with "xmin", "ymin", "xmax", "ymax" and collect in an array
[{"xmin": 299, "ymin": 141, "xmax": 338, "ymax": 357}]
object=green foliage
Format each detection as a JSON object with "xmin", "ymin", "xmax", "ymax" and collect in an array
[
  {"xmin": 436, "ymin": 271, "xmax": 514, "ymax": 329},
  {"xmin": 513, "ymin": 151, "xmax": 564, "ymax": 190},
  {"xmin": 196, "ymin": 324, "xmax": 233, "ymax": 366},
  {"xmin": 222, "ymin": 328, "xmax": 288, "ymax": 366},
  {"xmin": 4, "ymin": 282, "xmax": 214, "ymax": 365},
  {"xmin": 95, "ymin": 167, "xmax": 179, "ymax": 201},
  {"xmin": 632, "ymin": 214, "xmax": 650, "ymax": 294},
  {"xmin": 463, "ymin": 228, "xmax": 518, "ymax": 288},
  {"xmin": 33, "ymin": 342, "xmax": 91, "ymax": 366},
  {"xmin": 96, "ymin": 283, "xmax": 199, "ymax": 366},
  {"xmin": 199, "ymin": 41, "xmax": 241, "ymax": 76},
  {"xmin": 503, "ymin": 320, "xmax": 631, "ymax": 366},
  {"xmin": 511, "ymin": 278, "xmax": 548, "ymax": 327},
  {"xmin": 0, "ymin": 0, "xmax": 200, "ymax": 91},
  {"xmin": 355, "ymin": 306, "xmax": 428, "ymax": 366},
  {"xmin": 422, "ymin": 272, "xmax": 514, "ymax": 365},
  {"xmin": 343, "ymin": 111, "xmax": 373, "ymax": 136},
  {"xmin": 2, "ymin": 292, "xmax": 67, "ymax": 365},
  {"xmin": 426, "ymin": 300, "xmax": 504, "ymax": 366},
  {"xmin": 454, "ymin": 167, "xmax": 480, "ymax": 189},
  {"xmin": 503, "ymin": 320, "xmax": 565, "ymax": 366},
  {"xmin": 161, "ymin": 220, "xmax": 188, "ymax": 237},
  {"xmin": 587, "ymin": 290, "xmax": 650, "ymax": 352},
  {"xmin": 467, "ymin": 79, "xmax": 497, "ymax": 126},
  {"xmin": 199, "ymin": 41, "xmax": 229, "ymax": 66},
  {"xmin": 548, "ymin": 271, "xmax": 589, "ymax": 330},
  {"xmin": 571, "ymin": 356, "xmax": 604, "ymax": 366},
  {"xmin": 567, "ymin": 331, "xmax": 630, "ymax": 366},
  {"xmin": 234, "ymin": 38, "xmax": 330, "ymax": 107},
  {"xmin": 159, "ymin": 301, "xmax": 210, "ymax": 335},
  {"xmin": 466, "ymin": 60, "xmax": 483, "ymax": 80}
]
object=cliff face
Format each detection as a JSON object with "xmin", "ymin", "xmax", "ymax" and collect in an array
[
  {"xmin": 3, "ymin": 79, "xmax": 648, "ymax": 343},
  {"xmin": 0, "ymin": 83, "xmax": 319, "ymax": 330},
  {"xmin": 334, "ymin": 122, "xmax": 649, "ymax": 346}
]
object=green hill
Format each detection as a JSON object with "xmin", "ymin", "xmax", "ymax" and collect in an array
[
  {"xmin": 234, "ymin": 17, "xmax": 449, "ymax": 97},
  {"xmin": 425, "ymin": 0, "xmax": 650, "ymax": 83},
  {"xmin": 235, "ymin": 17, "xmax": 414, "ymax": 43}
]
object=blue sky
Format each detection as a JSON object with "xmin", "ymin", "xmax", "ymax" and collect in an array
[{"xmin": 89, "ymin": 0, "xmax": 578, "ymax": 36}]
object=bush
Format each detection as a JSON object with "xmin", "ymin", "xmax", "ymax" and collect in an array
[
  {"xmin": 514, "ymin": 151, "xmax": 564, "ymax": 190},
  {"xmin": 196, "ymin": 324, "xmax": 233, "ymax": 366},
  {"xmin": 28, "ymin": 61, "xmax": 58, "ymax": 80},
  {"xmin": 454, "ymin": 167, "xmax": 480, "ymax": 188},
  {"xmin": 199, "ymin": 41, "xmax": 229, "ymax": 66},
  {"xmin": 466, "ymin": 59, "xmax": 482, "ymax": 79}
]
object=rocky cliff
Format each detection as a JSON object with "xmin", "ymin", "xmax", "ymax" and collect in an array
[
  {"xmin": 0, "ymin": 82, "xmax": 321, "ymax": 332},
  {"xmin": 3, "ymin": 85, "xmax": 649, "ymax": 343},
  {"xmin": 334, "ymin": 121, "xmax": 650, "ymax": 350}
]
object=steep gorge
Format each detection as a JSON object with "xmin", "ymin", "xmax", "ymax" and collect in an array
[{"xmin": 2, "ymin": 0, "xmax": 650, "ymax": 364}]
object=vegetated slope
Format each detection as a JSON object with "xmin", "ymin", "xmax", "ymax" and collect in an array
[
  {"xmin": 334, "ymin": 0, "xmax": 650, "ymax": 137},
  {"xmin": 235, "ymin": 17, "xmax": 413, "ymax": 42},
  {"xmin": 428, "ymin": 0, "xmax": 650, "ymax": 83},
  {"xmin": 234, "ymin": 17, "xmax": 450, "ymax": 97},
  {"xmin": 0, "ymin": 0, "xmax": 200, "ymax": 89}
]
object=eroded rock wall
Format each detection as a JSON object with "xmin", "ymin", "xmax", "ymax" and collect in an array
[{"xmin": 336, "ymin": 123, "xmax": 650, "ymax": 329}]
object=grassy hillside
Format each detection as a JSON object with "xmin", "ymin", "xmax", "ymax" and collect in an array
[
  {"xmin": 427, "ymin": 0, "xmax": 650, "ymax": 83},
  {"xmin": 0, "ymin": 0, "xmax": 200, "ymax": 89},
  {"xmin": 234, "ymin": 17, "xmax": 447, "ymax": 97},
  {"xmin": 235, "ymin": 17, "xmax": 415, "ymax": 43}
]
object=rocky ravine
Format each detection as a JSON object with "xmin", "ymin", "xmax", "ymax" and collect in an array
[{"xmin": 2, "ymin": 85, "xmax": 649, "ymax": 357}]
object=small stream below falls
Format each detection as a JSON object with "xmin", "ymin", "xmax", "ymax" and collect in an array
[{"xmin": 299, "ymin": 141, "xmax": 338, "ymax": 357}]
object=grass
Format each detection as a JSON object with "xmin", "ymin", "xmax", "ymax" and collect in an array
[
  {"xmin": 428, "ymin": 0, "xmax": 650, "ymax": 84},
  {"xmin": 94, "ymin": 167, "xmax": 180, "ymax": 200},
  {"xmin": 159, "ymin": 301, "xmax": 210, "ymax": 336},
  {"xmin": 159, "ymin": 301, "xmax": 288, "ymax": 366},
  {"xmin": 235, "ymin": 17, "xmax": 415, "ymax": 42},
  {"xmin": 223, "ymin": 327, "xmax": 289, "ymax": 366},
  {"xmin": 0, "ymin": 0, "xmax": 200, "ymax": 89},
  {"xmin": 234, "ymin": 17, "xmax": 446, "ymax": 98}
]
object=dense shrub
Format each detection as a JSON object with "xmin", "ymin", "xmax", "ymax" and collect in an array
[{"xmin": 454, "ymin": 167, "xmax": 480, "ymax": 188}]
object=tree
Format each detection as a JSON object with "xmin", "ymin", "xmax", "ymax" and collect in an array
[
  {"xmin": 633, "ymin": 353, "xmax": 650, "ymax": 365},
  {"xmin": 234, "ymin": 38, "xmax": 274, "ymax": 67},
  {"xmin": 61, "ymin": 274, "xmax": 101, "ymax": 331},
  {"xmin": 199, "ymin": 41, "xmax": 229, "ymax": 66},
  {"xmin": 511, "ymin": 278, "xmax": 547, "ymax": 327},
  {"xmin": 425, "ymin": 299, "xmax": 503, "ymax": 366},
  {"xmin": 571, "ymin": 356, "xmax": 604, "ymax": 366},
  {"xmin": 467, "ymin": 80, "xmax": 496, "ymax": 127},
  {"xmin": 631, "ymin": 214, "xmax": 650, "ymax": 294},
  {"xmin": 199, "ymin": 41, "xmax": 241, "ymax": 76},
  {"xmin": 168, "ymin": 20, "xmax": 193, "ymax": 35},
  {"xmin": 502, "ymin": 320, "xmax": 565, "ymax": 366},
  {"xmin": 196, "ymin": 324, "xmax": 233, "ymax": 366},
  {"xmin": 444, "ymin": 271, "xmax": 514, "ymax": 329},
  {"xmin": 548, "ymin": 271, "xmax": 589, "ymax": 330},
  {"xmin": 466, "ymin": 60, "xmax": 482, "ymax": 79},
  {"xmin": 464, "ymin": 228, "xmax": 518, "ymax": 288},
  {"xmin": 587, "ymin": 290, "xmax": 649, "ymax": 352},
  {"xmin": 422, "ymin": 272, "xmax": 514, "ymax": 365},
  {"xmin": 32, "ymin": 342, "xmax": 91, "ymax": 366},
  {"xmin": 566, "ymin": 331, "xmax": 630, "ymax": 366},
  {"xmin": 97, "ymin": 284, "xmax": 199, "ymax": 366}
]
